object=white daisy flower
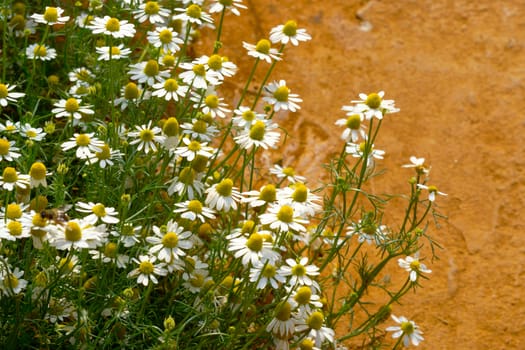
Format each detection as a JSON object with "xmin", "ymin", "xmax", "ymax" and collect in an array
[
  {"xmin": 249, "ymin": 260, "xmax": 285, "ymax": 289},
  {"xmin": 29, "ymin": 161, "xmax": 50, "ymax": 188},
  {"xmin": 335, "ymin": 113, "xmax": 366, "ymax": 142},
  {"xmin": 402, "ymin": 156, "xmax": 430, "ymax": 175},
  {"xmin": 19, "ymin": 123, "xmax": 46, "ymax": 141},
  {"xmin": 133, "ymin": 1, "xmax": 170, "ymax": 24},
  {"xmin": 241, "ymin": 184, "xmax": 278, "ymax": 208},
  {"xmin": 31, "ymin": 6, "xmax": 70, "ymax": 25},
  {"xmin": 0, "ymin": 266, "xmax": 28, "ymax": 296},
  {"xmin": 114, "ymin": 82, "xmax": 144, "ymax": 110},
  {"xmin": 128, "ymin": 121, "xmax": 165, "ymax": 154},
  {"xmin": 76, "ymin": 201, "xmax": 120, "ymax": 225},
  {"xmin": 61, "ymin": 133, "xmax": 104, "ymax": 159},
  {"xmin": 173, "ymin": 4, "xmax": 213, "ymax": 25},
  {"xmin": 179, "ymin": 61, "xmax": 220, "ymax": 89},
  {"xmin": 345, "ymin": 141, "xmax": 385, "ymax": 161},
  {"xmin": 232, "ymin": 106, "xmax": 266, "ymax": 129},
  {"xmin": 147, "ymin": 26, "xmax": 184, "ymax": 53},
  {"xmin": 205, "ymin": 178, "xmax": 242, "ymax": 211},
  {"xmin": 87, "ymin": 143, "xmax": 122, "ymax": 168},
  {"xmin": 167, "ymin": 167, "xmax": 206, "ymax": 199},
  {"xmin": 0, "ymin": 120, "xmax": 17, "ymax": 133},
  {"xmin": 0, "ymin": 138, "xmax": 21, "ymax": 162},
  {"xmin": 68, "ymin": 67, "xmax": 95, "ymax": 85},
  {"xmin": 278, "ymin": 257, "xmax": 320, "ymax": 289},
  {"xmin": 385, "ymin": 315, "xmax": 424, "ymax": 347},
  {"xmin": 227, "ymin": 230, "xmax": 280, "ymax": 266},
  {"xmin": 147, "ymin": 220, "xmax": 194, "ymax": 263},
  {"xmin": 243, "ymin": 39, "xmax": 281, "ymax": 63},
  {"xmin": 270, "ymin": 164, "xmax": 306, "ymax": 184},
  {"xmin": 96, "ymin": 44, "xmax": 132, "ymax": 61},
  {"xmin": 263, "ymin": 80, "xmax": 302, "ymax": 112},
  {"xmin": 350, "ymin": 91, "xmax": 399, "ymax": 120},
  {"xmin": 294, "ymin": 311, "xmax": 335, "ymax": 348},
  {"xmin": 269, "ymin": 20, "xmax": 311, "ymax": 46},
  {"xmin": 26, "ymin": 43, "xmax": 57, "ymax": 61},
  {"xmin": 88, "ymin": 16, "xmax": 136, "ymax": 38},
  {"xmin": 152, "ymin": 78, "xmax": 188, "ymax": 101},
  {"xmin": 234, "ymin": 120, "xmax": 280, "ymax": 150},
  {"xmin": 209, "ymin": 0, "xmax": 247, "ymax": 16},
  {"xmin": 417, "ymin": 184, "xmax": 447, "ymax": 202},
  {"xmin": 48, "ymin": 218, "xmax": 107, "ymax": 251},
  {"xmin": 112, "ymin": 223, "xmax": 142, "ymax": 248},
  {"xmin": 277, "ymin": 182, "xmax": 322, "ymax": 218},
  {"xmin": 289, "ymin": 285, "xmax": 323, "ymax": 314},
  {"xmin": 0, "ymin": 218, "xmax": 31, "ymax": 241},
  {"xmin": 52, "ymin": 97, "xmax": 94, "ymax": 120},
  {"xmin": 347, "ymin": 219, "xmax": 388, "ymax": 245},
  {"xmin": 127, "ymin": 255, "xmax": 168, "ymax": 286},
  {"xmin": 195, "ymin": 54, "xmax": 238, "ymax": 81},
  {"xmin": 173, "ymin": 137, "xmax": 215, "ymax": 161},
  {"xmin": 0, "ymin": 167, "xmax": 29, "ymax": 191},
  {"xmin": 0, "ymin": 83, "xmax": 25, "ymax": 107},
  {"xmin": 398, "ymin": 253, "xmax": 432, "ymax": 282},
  {"xmin": 259, "ymin": 204, "xmax": 308, "ymax": 233},
  {"xmin": 89, "ymin": 242, "xmax": 130, "ymax": 269},
  {"xmin": 266, "ymin": 301, "xmax": 295, "ymax": 338},
  {"xmin": 128, "ymin": 59, "xmax": 170, "ymax": 86},
  {"xmin": 180, "ymin": 118, "xmax": 219, "ymax": 142},
  {"xmin": 173, "ymin": 199, "xmax": 216, "ymax": 222}
]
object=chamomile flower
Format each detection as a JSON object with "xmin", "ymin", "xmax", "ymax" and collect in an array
[
  {"xmin": 114, "ymin": 82, "xmax": 144, "ymax": 110},
  {"xmin": 183, "ymin": 268, "xmax": 212, "ymax": 293},
  {"xmin": 9, "ymin": 14, "xmax": 37, "ymax": 38},
  {"xmin": 205, "ymin": 178, "xmax": 242, "ymax": 211},
  {"xmin": 61, "ymin": 133, "xmax": 104, "ymax": 159},
  {"xmin": 417, "ymin": 184, "xmax": 447, "ymax": 202},
  {"xmin": 179, "ymin": 60, "xmax": 220, "ymax": 89},
  {"xmin": 0, "ymin": 120, "xmax": 17, "ymax": 134},
  {"xmin": 193, "ymin": 90, "xmax": 230, "ymax": 118},
  {"xmin": 294, "ymin": 311, "xmax": 335, "ymax": 348},
  {"xmin": 209, "ymin": 0, "xmax": 246, "ymax": 16},
  {"xmin": 173, "ymin": 199, "xmax": 216, "ymax": 222},
  {"xmin": 345, "ymin": 142, "xmax": 385, "ymax": 161},
  {"xmin": 96, "ymin": 44, "xmax": 132, "ymax": 61},
  {"xmin": 270, "ymin": 164, "xmax": 306, "ymax": 184},
  {"xmin": 88, "ymin": 16, "xmax": 136, "ymax": 38},
  {"xmin": 113, "ymin": 223, "xmax": 142, "ymax": 248},
  {"xmin": 289, "ymin": 285, "xmax": 323, "ymax": 314},
  {"xmin": 259, "ymin": 204, "xmax": 308, "ymax": 233},
  {"xmin": 243, "ymin": 39, "xmax": 281, "ymax": 63},
  {"xmin": 241, "ymin": 184, "xmax": 278, "ymax": 208},
  {"xmin": 173, "ymin": 4, "xmax": 213, "ymax": 25},
  {"xmin": 277, "ymin": 182, "xmax": 322, "ymax": 218},
  {"xmin": 31, "ymin": 6, "xmax": 70, "ymax": 26},
  {"xmin": 26, "ymin": 43, "xmax": 57, "ymax": 61},
  {"xmin": 147, "ymin": 26, "xmax": 184, "ymax": 53},
  {"xmin": 19, "ymin": 123, "xmax": 46, "ymax": 141},
  {"xmin": 385, "ymin": 315, "xmax": 424, "ymax": 347},
  {"xmin": 269, "ymin": 20, "xmax": 311, "ymax": 46},
  {"xmin": 75, "ymin": 12, "xmax": 93, "ymax": 28},
  {"xmin": 0, "ymin": 266, "xmax": 28, "ymax": 296},
  {"xmin": 227, "ymin": 230, "xmax": 280, "ymax": 265},
  {"xmin": 89, "ymin": 242, "xmax": 130, "ymax": 269},
  {"xmin": 0, "ymin": 218, "xmax": 30, "ymax": 240},
  {"xmin": 147, "ymin": 220, "xmax": 194, "ymax": 263},
  {"xmin": 128, "ymin": 121, "xmax": 165, "ymax": 153},
  {"xmin": 195, "ymin": 54, "xmax": 238, "ymax": 81},
  {"xmin": 347, "ymin": 219, "xmax": 388, "ymax": 245},
  {"xmin": 127, "ymin": 255, "xmax": 168, "ymax": 286},
  {"xmin": 335, "ymin": 113, "xmax": 366, "ymax": 142},
  {"xmin": 76, "ymin": 202, "xmax": 120, "ymax": 225},
  {"xmin": 87, "ymin": 143, "xmax": 122, "ymax": 168},
  {"xmin": 0, "ymin": 83, "xmax": 25, "ymax": 107},
  {"xmin": 68, "ymin": 67, "xmax": 95, "ymax": 86},
  {"xmin": 128, "ymin": 59, "xmax": 170, "ymax": 86},
  {"xmin": 29, "ymin": 161, "xmax": 49, "ymax": 187},
  {"xmin": 279, "ymin": 257, "xmax": 320, "ymax": 289},
  {"xmin": 398, "ymin": 253, "xmax": 432, "ymax": 282},
  {"xmin": 0, "ymin": 138, "xmax": 21, "ymax": 161},
  {"xmin": 180, "ymin": 118, "xmax": 219, "ymax": 142},
  {"xmin": 133, "ymin": 1, "xmax": 171, "ymax": 24},
  {"xmin": 234, "ymin": 120, "xmax": 280, "ymax": 150},
  {"xmin": 249, "ymin": 260, "xmax": 285, "ymax": 289},
  {"xmin": 402, "ymin": 156, "xmax": 430, "ymax": 175},
  {"xmin": 266, "ymin": 301, "xmax": 295, "ymax": 338},
  {"xmin": 52, "ymin": 97, "xmax": 95, "ymax": 120},
  {"xmin": 167, "ymin": 167, "xmax": 206, "ymax": 199},
  {"xmin": 350, "ymin": 91, "xmax": 399, "ymax": 120},
  {"xmin": 263, "ymin": 80, "xmax": 302, "ymax": 112},
  {"xmin": 232, "ymin": 106, "xmax": 265, "ymax": 129},
  {"xmin": 0, "ymin": 167, "xmax": 29, "ymax": 191},
  {"xmin": 49, "ymin": 218, "xmax": 107, "ymax": 251},
  {"xmin": 174, "ymin": 137, "xmax": 215, "ymax": 161},
  {"xmin": 152, "ymin": 78, "xmax": 188, "ymax": 101}
]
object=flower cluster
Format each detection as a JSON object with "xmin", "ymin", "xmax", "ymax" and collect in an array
[{"xmin": 0, "ymin": 1, "xmax": 445, "ymax": 349}]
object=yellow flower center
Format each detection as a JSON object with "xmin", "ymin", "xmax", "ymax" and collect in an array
[
  {"xmin": 65, "ymin": 98, "xmax": 80, "ymax": 113},
  {"xmin": 105, "ymin": 17, "xmax": 121, "ymax": 32},
  {"xmin": 204, "ymin": 94, "xmax": 219, "ymax": 108},
  {"xmin": 241, "ymin": 220, "xmax": 255, "ymax": 234},
  {"xmin": 283, "ymin": 20, "xmax": 298, "ymax": 37},
  {"xmin": 159, "ymin": 29, "xmax": 172, "ymax": 44},
  {"xmin": 346, "ymin": 114, "xmax": 361, "ymax": 130},
  {"xmin": 162, "ymin": 54, "xmax": 175, "ymax": 66},
  {"xmin": 33, "ymin": 45, "xmax": 47, "ymax": 57},
  {"xmin": 242, "ymin": 109, "xmax": 255, "ymax": 121},
  {"xmin": 259, "ymin": 184, "xmax": 276, "ymax": 202},
  {"xmin": 307, "ymin": 311, "xmax": 324, "ymax": 330},
  {"xmin": 192, "ymin": 120, "xmax": 208, "ymax": 134},
  {"xmin": 26, "ymin": 130, "xmax": 37, "ymax": 138},
  {"xmin": 282, "ymin": 167, "xmax": 295, "ymax": 177},
  {"xmin": 7, "ymin": 221, "xmax": 23, "ymax": 236},
  {"xmin": 92, "ymin": 203, "xmax": 106, "ymax": 217},
  {"xmin": 9, "ymin": 14, "xmax": 25, "ymax": 30},
  {"xmin": 292, "ymin": 183, "xmax": 308, "ymax": 202},
  {"xmin": 139, "ymin": 129, "xmax": 154, "ymax": 142},
  {"xmin": 96, "ymin": 144, "xmax": 111, "ymax": 160},
  {"xmin": 65, "ymin": 222, "xmax": 82, "ymax": 242},
  {"xmin": 188, "ymin": 140, "xmax": 201, "ymax": 152},
  {"xmin": 276, "ymin": 205, "xmax": 294, "ymax": 223},
  {"xmin": 409, "ymin": 260, "xmax": 421, "ymax": 271},
  {"xmin": 163, "ymin": 78, "xmax": 179, "ymax": 92},
  {"xmin": 401, "ymin": 321, "xmax": 415, "ymax": 334},
  {"xmin": 246, "ymin": 232, "xmax": 263, "ymax": 252},
  {"xmin": 162, "ymin": 231, "xmax": 179, "ymax": 248},
  {"xmin": 291, "ymin": 263, "xmax": 306, "ymax": 277},
  {"xmin": 32, "ymin": 213, "xmax": 47, "ymax": 227},
  {"xmin": 192, "ymin": 64, "xmax": 206, "ymax": 77},
  {"xmin": 144, "ymin": 59, "xmax": 160, "ymax": 77},
  {"xmin": 362, "ymin": 223, "xmax": 377, "ymax": 235},
  {"xmin": 365, "ymin": 93, "xmax": 382, "ymax": 109},
  {"xmin": 294, "ymin": 285, "xmax": 312, "ymax": 305},
  {"xmin": 179, "ymin": 167, "xmax": 195, "ymax": 185},
  {"xmin": 427, "ymin": 185, "xmax": 438, "ymax": 193},
  {"xmin": 191, "ymin": 155, "xmax": 208, "ymax": 172},
  {"xmin": 29, "ymin": 162, "xmax": 46, "ymax": 181},
  {"xmin": 186, "ymin": 4, "xmax": 202, "ymax": 19},
  {"xmin": 144, "ymin": 1, "xmax": 160, "ymax": 15},
  {"xmin": 163, "ymin": 117, "xmax": 179, "ymax": 136},
  {"xmin": 249, "ymin": 120, "xmax": 266, "ymax": 141},
  {"xmin": 273, "ymin": 86, "xmax": 289, "ymax": 102},
  {"xmin": 6, "ymin": 203, "xmax": 22, "ymax": 219},
  {"xmin": 139, "ymin": 260, "xmax": 154, "ymax": 274},
  {"xmin": 2, "ymin": 167, "xmax": 17, "ymax": 182},
  {"xmin": 110, "ymin": 46, "xmax": 121, "ymax": 55},
  {"xmin": 104, "ymin": 242, "xmax": 118, "ymax": 258},
  {"xmin": 124, "ymin": 82, "xmax": 139, "ymax": 100},
  {"xmin": 76, "ymin": 134, "xmax": 91, "ymax": 146},
  {"xmin": 43, "ymin": 7, "xmax": 58, "ymax": 23},
  {"xmin": 207, "ymin": 54, "xmax": 223, "ymax": 70},
  {"xmin": 262, "ymin": 264, "xmax": 276, "ymax": 278},
  {"xmin": 4, "ymin": 274, "xmax": 19, "ymax": 289},
  {"xmin": 215, "ymin": 178, "xmax": 233, "ymax": 197},
  {"xmin": 0, "ymin": 84, "xmax": 8, "ymax": 98},
  {"xmin": 190, "ymin": 273, "xmax": 205, "ymax": 288},
  {"xmin": 255, "ymin": 39, "xmax": 271, "ymax": 54},
  {"xmin": 299, "ymin": 338, "xmax": 315, "ymax": 350},
  {"xmin": 187, "ymin": 199, "xmax": 203, "ymax": 214},
  {"xmin": 275, "ymin": 301, "xmax": 292, "ymax": 321},
  {"xmin": 219, "ymin": 0, "xmax": 233, "ymax": 5}
]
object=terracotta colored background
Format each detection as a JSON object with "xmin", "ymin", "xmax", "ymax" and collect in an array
[{"xmin": 199, "ymin": 0, "xmax": 525, "ymax": 348}]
